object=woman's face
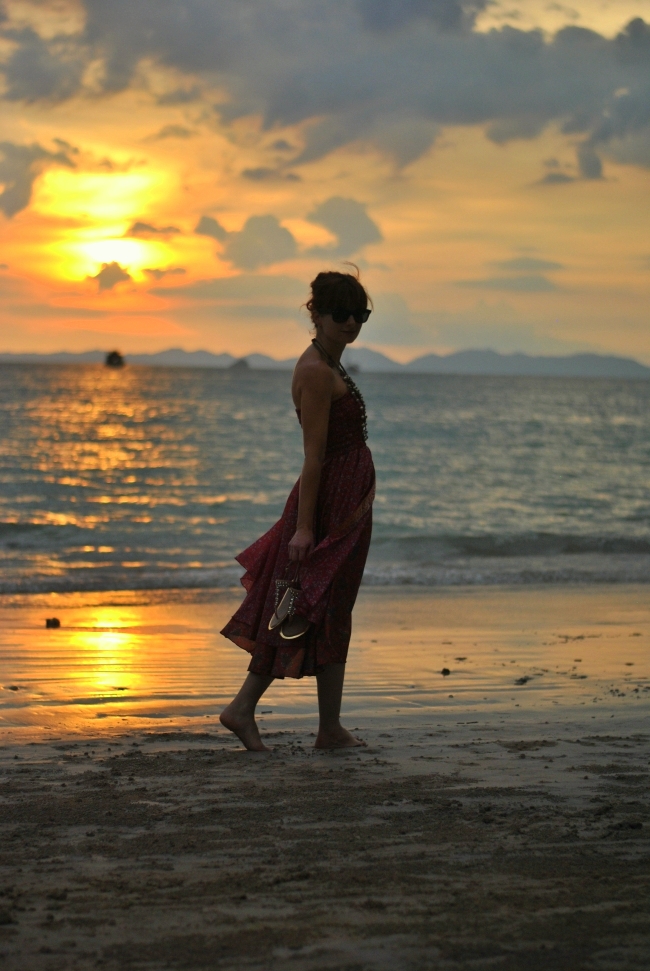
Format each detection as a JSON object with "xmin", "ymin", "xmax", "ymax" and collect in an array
[{"xmin": 314, "ymin": 311, "xmax": 363, "ymax": 346}]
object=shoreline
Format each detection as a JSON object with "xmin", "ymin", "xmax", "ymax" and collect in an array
[
  {"xmin": 1, "ymin": 584, "xmax": 648, "ymax": 968},
  {"xmin": 1, "ymin": 576, "xmax": 650, "ymax": 608}
]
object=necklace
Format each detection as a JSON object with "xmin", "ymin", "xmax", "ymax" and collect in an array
[{"xmin": 311, "ymin": 338, "xmax": 368, "ymax": 441}]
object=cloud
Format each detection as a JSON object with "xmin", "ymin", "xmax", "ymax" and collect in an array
[
  {"xmin": 195, "ymin": 215, "xmax": 228, "ymax": 242},
  {"xmin": 456, "ymin": 274, "xmax": 560, "ymax": 292},
  {"xmin": 307, "ymin": 197, "xmax": 382, "ymax": 257},
  {"xmin": 2, "ymin": 27, "xmax": 84, "ymax": 101},
  {"xmin": 194, "ymin": 196, "xmax": 381, "ymax": 266},
  {"xmin": 603, "ymin": 127, "xmax": 650, "ymax": 168},
  {"xmin": 490, "ymin": 257, "xmax": 564, "ymax": 272},
  {"xmin": 156, "ymin": 85, "xmax": 202, "ymax": 105},
  {"xmin": 3, "ymin": 5, "xmax": 650, "ymax": 177},
  {"xmin": 126, "ymin": 221, "xmax": 181, "ymax": 237},
  {"xmin": 537, "ymin": 171, "xmax": 576, "ymax": 185},
  {"xmin": 486, "ymin": 115, "xmax": 548, "ymax": 144},
  {"xmin": 223, "ymin": 215, "xmax": 297, "ymax": 270},
  {"xmin": 91, "ymin": 262, "xmax": 132, "ymax": 291},
  {"xmin": 0, "ymin": 140, "xmax": 75, "ymax": 217},
  {"xmin": 146, "ymin": 124, "xmax": 195, "ymax": 140},
  {"xmin": 357, "ymin": 0, "xmax": 488, "ymax": 33},
  {"xmin": 241, "ymin": 167, "xmax": 301, "ymax": 182},
  {"xmin": 143, "ymin": 267, "xmax": 186, "ymax": 280},
  {"xmin": 195, "ymin": 213, "xmax": 297, "ymax": 269},
  {"xmin": 150, "ymin": 273, "xmax": 305, "ymax": 300},
  {"xmin": 577, "ymin": 141, "xmax": 603, "ymax": 179}
]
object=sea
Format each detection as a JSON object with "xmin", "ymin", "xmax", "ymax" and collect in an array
[{"xmin": 1, "ymin": 363, "xmax": 649, "ymax": 596}]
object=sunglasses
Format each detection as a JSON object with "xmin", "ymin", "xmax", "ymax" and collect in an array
[{"xmin": 322, "ymin": 308, "xmax": 372, "ymax": 325}]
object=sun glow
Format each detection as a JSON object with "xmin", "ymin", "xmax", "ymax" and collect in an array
[
  {"xmin": 35, "ymin": 168, "xmax": 171, "ymax": 223},
  {"xmin": 29, "ymin": 165, "xmax": 180, "ymax": 282},
  {"xmin": 76, "ymin": 238, "xmax": 169, "ymax": 278}
]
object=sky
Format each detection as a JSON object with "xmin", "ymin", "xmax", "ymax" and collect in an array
[{"xmin": 1, "ymin": 0, "xmax": 649, "ymax": 362}]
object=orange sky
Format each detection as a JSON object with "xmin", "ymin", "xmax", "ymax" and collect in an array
[{"xmin": 1, "ymin": 0, "xmax": 649, "ymax": 362}]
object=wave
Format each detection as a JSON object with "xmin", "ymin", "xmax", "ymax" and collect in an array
[
  {"xmin": 1, "ymin": 552, "xmax": 650, "ymax": 595},
  {"xmin": 369, "ymin": 532, "xmax": 650, "ymax": 559}
]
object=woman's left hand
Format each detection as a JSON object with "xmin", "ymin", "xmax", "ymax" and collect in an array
[{"xmin": 288, "ymin": 526, "xmax": 314, "ymax": 562}]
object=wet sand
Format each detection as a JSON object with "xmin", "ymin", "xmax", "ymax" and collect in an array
[{"xmin": 0, "ymin": 585, "xmax": 649, "ymax": 969}]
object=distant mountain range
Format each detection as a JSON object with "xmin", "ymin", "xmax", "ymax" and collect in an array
[{"xmin": 1, "ymin": 346, "xmax": 648, "ymax": 378}]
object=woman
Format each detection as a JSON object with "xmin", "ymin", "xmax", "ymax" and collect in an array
[{"xmin": 220, "ymin": 269, "xmax": 375, "ymax": 751}]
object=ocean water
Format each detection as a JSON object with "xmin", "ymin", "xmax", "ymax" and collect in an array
[{"xmin": 1, "ymin": 363, "xmax": 648, "ymax": 594}]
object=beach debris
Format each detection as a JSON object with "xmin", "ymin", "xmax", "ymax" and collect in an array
[
  {"xmin": 515, "ymin": 676, "xmax": 532, "ymax": 685},
  {"xmin": 45, "ymin": 617, "xmax": 61, "ymax": 628},
  {"xmin": 7, "ymin": 685, "xmax": 20, "ymax": 691},
  {"xmin": 455, "ymin": 656, "xmax": 467, "ymax": 661},
  {"xmin": 441, "ymin": 668, "xmax": 450, "ymax": 676}
]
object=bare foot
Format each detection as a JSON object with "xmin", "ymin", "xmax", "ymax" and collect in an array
[
  {"xmin": 220, "ymin": 704, "xmax": 270, "ymax": 752},
  {"xmin": 314, "ymin": 725, "xmax": 366, "ymax": 749}
]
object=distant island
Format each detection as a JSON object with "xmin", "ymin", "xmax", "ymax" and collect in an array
[{"xmin": 1, "ymin": 347, "xmax": 648, "ymax": 379}]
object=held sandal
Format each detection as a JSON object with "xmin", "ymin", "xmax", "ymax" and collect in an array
[{"xmin": 268, "ymin": 564, "xmax": 310, "ymax": 640}]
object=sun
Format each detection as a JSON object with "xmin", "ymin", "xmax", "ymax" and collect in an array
[
  {"xmin": 31, "ymin": 165, "xmax": 180, "ymax": 283},
  {"xmin": 75, "ymin": 237, "xmax": 170, "ymax": 280}
]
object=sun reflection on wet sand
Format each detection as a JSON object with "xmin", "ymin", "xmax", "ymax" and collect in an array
[{"xmin": 0, "ymin": 586, "xmax": 648, "ymax": 742}]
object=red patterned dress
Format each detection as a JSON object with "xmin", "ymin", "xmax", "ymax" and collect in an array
[{"xmin": 220, "ymin": 391, "xmax": 375, "ymax": 679}]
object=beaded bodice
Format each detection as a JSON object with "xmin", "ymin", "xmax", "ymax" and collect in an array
[
  {"xmin": 296, "ymin": 392, "xmax": 368, "ymax": 456},
  {"xmin": 310, "ymin": 339, "xmax": 368, "ymax": 441}
]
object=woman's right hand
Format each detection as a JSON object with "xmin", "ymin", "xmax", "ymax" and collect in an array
[{"xmin": 288, "ymin": 526, "xmax": 314, "ymax": 562}]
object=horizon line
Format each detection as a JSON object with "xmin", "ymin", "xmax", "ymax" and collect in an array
[{"xmin": 1, "ymin": 345, "xmax": 648, "ymax": 366}]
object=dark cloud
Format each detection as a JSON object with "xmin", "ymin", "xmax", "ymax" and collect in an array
[
  {"xmin": 0, "ymin": 140, "xmax": 75, "ymax": 217},
  {"xmin": 156, "ymin": 85, "xmax": 202, "ymax": 105},
  {"xmin": 537, "ymin": 171, "xmax": 576, "ymax": 185},
  {"xmin": 143, "ymin": 266, "xmax": 186, "ymax": 280},
  {"xmin": 91, "ymin": 262, "xmax": 132, "ymax": 291},
  {"xmin": 456, "ymin": 274, "xmax": 560, "ymax": 292},
  {"xmin": 223, "ymin": 215, "xmax": 297, "ymax": 270},
  {"xmin": 241, "ymin": 167, "xmax": 301, "ymax": 182},
  {"xmin": 195, "ymin": 215, "xmax": 228, "ymax": 242},
  {"xmin": 3, "ymin": 5, "xmax": 650, "ymax": 176},
  {"xmin": 195, "ymin": 213, "xmax": 297, "ymax": 269},
  {"xmin": 147, "ymin": 124, "xmax": 195, "ymax": 140},
  {"xmin": 356, "ymin": 0, "xmax": 488, "ymax": 33},
  {"xmin": 604, "ymin": 128, "xmax": 650, "ymax": 168},
  {"xmin": 307, "ymin": 197, "xmax": 382, "ymax": 257},
  {"xmin": 577, "ymin": 141, "xmax": 603, "ymax": 179},
  {"xmin": 194, "ymin": 196, "xmax": 379, "ymax": 266},
  {"xmin": 2, "ymin": 27, "xmax": 84, "ymax": 101},
  {"xmin": 126, "ymin": 221, "xmax": 181, "ymax": 236},
  {"xmin": 491, "ymin": 257, "xmax": 564, "ymax": 272},
  {"xmin": 486, "ymin": 115, "xmax": 548, "ymax": 144}
]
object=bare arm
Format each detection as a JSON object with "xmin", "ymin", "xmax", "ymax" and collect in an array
[{"xmin": 288, "ymin": 363, "xmax": 333, "ymax": 562}]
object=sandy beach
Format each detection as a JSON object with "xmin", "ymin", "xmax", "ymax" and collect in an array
[{"xmin": 1, "ymin": 585, "xmax": 649, "ymax": 969}]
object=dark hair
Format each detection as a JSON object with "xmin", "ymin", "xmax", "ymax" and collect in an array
[{"xmin": 306, "ymin": 266, "xmax": 372, "ymax": 322}]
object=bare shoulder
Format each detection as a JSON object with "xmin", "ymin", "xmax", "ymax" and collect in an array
[{"xmin": 292, "ymin": 347, "xmax": 334, "ymax": 406}]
